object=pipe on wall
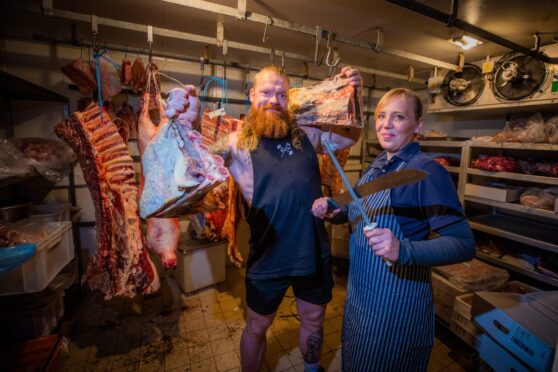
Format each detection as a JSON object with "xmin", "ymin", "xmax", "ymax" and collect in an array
[{"xmin": 386, "ymin": 0, "xmax": 558, "ymax": 64}]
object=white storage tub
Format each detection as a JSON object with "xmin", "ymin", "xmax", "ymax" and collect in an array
[
  {"xmin": 172, "ymin": 233, "xmax": 226, "ymax": 293},
  {"xmin": 0, "ymin": 221, "xmax": 74, "ymax": 295}
]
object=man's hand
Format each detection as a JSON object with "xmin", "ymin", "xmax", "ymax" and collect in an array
[
  {"xmin": 336, "ymin": 66, "xmax": 363, "ymax": 94},
  {"xmin": 311, "ymin": 197, "xmax": 340, "ymax": 220},
  {"xmin": 363, "ymin": 227, "xmax": 400, "ymax": 262},
  {"xmin": 165, "ymin": 86, "xmax": 201, "ymax": 128}
]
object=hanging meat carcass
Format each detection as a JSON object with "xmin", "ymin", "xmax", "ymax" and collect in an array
[
  {"xmin": 137, "ymin": 67, "xmax": 181, "ymax": 270},
  {"xmin": 61, "ymin": 57, "xmax": 97, "ymax": 95},
  {"xmin": 96, "ymin": 55, "xmax": 122, "ymax": 99},
  {"xmin": 116, "ymin": 102, "xmax": 139, "ymax": 140},
  {"xmin": 131, "ymin": 57, "xmax": 146, "ymax": 93},
  {"xmin": 54, "ymin": 104, "xmax": 159, "ymax": 298},
  {"xmin": 121, "ymin": 59, "xmax": 132, "ymax": 86}
]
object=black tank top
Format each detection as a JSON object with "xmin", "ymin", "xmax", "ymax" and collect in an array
[{"xmin": 245, "ymin": 134, "xmax": 330, "ymax": 279}]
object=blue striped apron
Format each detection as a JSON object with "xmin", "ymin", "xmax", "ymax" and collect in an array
[{"xmin": 342, "ymin": 162, "xmax": 434, "ymax": 372}]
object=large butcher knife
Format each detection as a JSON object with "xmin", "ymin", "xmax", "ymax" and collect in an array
[
  {"xmin": 328, "ymin": 168, "xmax": 429, "ymax": 210},
  {"xmin": 321, "ymin": 137, "xmax": 428, "ymax": 267}
]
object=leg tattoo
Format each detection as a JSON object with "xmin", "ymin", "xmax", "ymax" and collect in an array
[{"xmin": 304, "ymin": 329, "xmax": 323, "ymax": 364}]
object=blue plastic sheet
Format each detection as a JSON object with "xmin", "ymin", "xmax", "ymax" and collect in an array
[{"xmin": 0, "ymin": 243, "xmax": 36, "ymax": 278}]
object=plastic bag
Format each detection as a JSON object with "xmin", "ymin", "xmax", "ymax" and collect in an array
[
  {"xmin": 8, "ymin": 138, "xmax": 76, "ymax": 183},
  {"xmin": 0, "ymin": 243, "xmax": 36, "ymax": 278},
  {"xmin": 0, "ymin": 139, "xmax": 32, "ymax": 180},
  {"xmin": 516, "ymin": 112, "xmax": 546, "ymax": 143},
  {"xmin": 519, "ymin": 187, "xmax": 556, "ymax": 211},
  {"xmin": 546, "ymin": 115, "xmax": 558, "ymax": 144},
  {"xmin": 433, "ymin": 258, "xmax": 509, "ymax": 291}
]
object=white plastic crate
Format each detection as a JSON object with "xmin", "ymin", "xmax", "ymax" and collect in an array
[
  {"xmin": 0, "ymin": 221, "xmax": 74, "ymax": 295},
  {"xmin": 28, "ymin": 203, "xmax": 71, "ymax": 223}
]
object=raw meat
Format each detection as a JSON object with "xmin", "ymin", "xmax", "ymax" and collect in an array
[
  {"xmin": 518, "ymin": 159, "xmax": 558, "ymax": 177},
  {"xmin": 289, "ymin": 76, "xmax": 363, "ymax": 129},
  {"xmin": 116, "ymin": 102, "xmax": 138, "ymax": 140},
  {"xmin": 433, "ymin": 156, "xmax": 460, "ymax": 167},
  {"xmin": 137, "ymin": 79, "xmax": 182, "ymax": 270},
  {"xmin": 470, "ymin": 156, "xmax": 519, "ymax": 173},
  {"xmin": 200, "ymin": 112, "xmax": 242, "ymax": 145},
  {"xmin": 433, "ymin": 259, "xmax": 509, "ymax": 291},
  {"xmin": 131, "ymin": 57, "xmax": 145, "ymax": 93},
  {"xmin": 139, "ymin": 105, "xmax": 229, "ymax": 218},
  {"xmin": 97, "ymin": 55, "xmax": 122, "ymax": 99},
  {"xmin": 318, "ymin": 148, "xmax": 350, "ymax": 197},
  {"xmin": 61, "ymin": 58, "xmax": 97, "ymax": 94},
  {"xmin": 54, "ymin": 104, "xmax": 159, "ymax": 298},
  {"xmin": 120, "ymin": 59, "xmax": 132, "ymax": 86}
]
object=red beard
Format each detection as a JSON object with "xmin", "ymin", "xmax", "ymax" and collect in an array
[{"xmin": 247, "ymin": 104, "xmax": 291, "ymax": 139}]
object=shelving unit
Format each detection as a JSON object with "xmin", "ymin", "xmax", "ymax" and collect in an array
[
  {"xmin": 463, "ymin": 141, "xmax": 558, "ymax": 288},
  {"xmin": 361, "ymin": 134, "xmax": 558, "ymax": 289}
]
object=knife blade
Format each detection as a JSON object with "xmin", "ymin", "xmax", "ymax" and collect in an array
[{"xmin": 329, "ymin": 168, "xmax": 429, "ymax": 210}]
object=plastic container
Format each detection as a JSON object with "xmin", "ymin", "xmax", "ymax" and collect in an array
[
  {"xmin": 0, "ymin": 284, "xmax": 65, "ymax": 342},
  {"xmin": 28, "ymin": 203, "xmax": 71, "ymax": 223},
  {"xmin": 0, "ymin": 221, "xmax": 74, "ymax": 295},
  {"xmin": 172, "ymin": 233, "xmax": 226, "ymax": 293},
  {"xmin": 0, "ymin": 202, "xmax": 31, "ymax": 223}
]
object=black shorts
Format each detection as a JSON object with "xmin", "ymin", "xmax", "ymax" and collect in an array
[{"xmin": 245, "ymin": 257, "xmax": 333, "ymax": 315}]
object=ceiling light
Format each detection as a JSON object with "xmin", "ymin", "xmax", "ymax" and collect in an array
[{"xmin": 448, "ymin": 35, "xmax": 483, "ymax": 50}]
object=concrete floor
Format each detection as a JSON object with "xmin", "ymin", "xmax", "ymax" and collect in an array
[{"xmin": 57, "ymin": 265, "xmax": 480, "ymax": 371}]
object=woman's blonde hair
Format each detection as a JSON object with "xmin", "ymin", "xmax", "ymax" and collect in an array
[{"xmin": 376, "ymin": 88, "xmax": 423, "ymax": 121}]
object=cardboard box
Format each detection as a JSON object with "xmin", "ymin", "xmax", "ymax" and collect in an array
[
  {"xmin": 472, "ymin": 291, "xmax": 558, "ymax": 371},
  {"xmin": 465, "ymin": 183, "xmax": 521, "ymax": 202},
  {"xmin": 478, "ymin": 333, "xmax": 530, "ymax": 372},
  {"xmin": 432, "ymin": 272, "xmax": 469, "ymax": 324}
]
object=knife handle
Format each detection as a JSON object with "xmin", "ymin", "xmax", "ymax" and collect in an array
[
  {"xmin": 326, "ymin": 198, "xmax": 341, "ymax": 214},
  {"xmin": 363, "ymin": 223, "xmax": 393, "ymax": 267}
]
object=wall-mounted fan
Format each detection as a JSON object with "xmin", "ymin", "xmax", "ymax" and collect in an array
[
  {"xmin": 442, "ymin": 64, "xmax": 484, "ymax": 106},
  {"xmin": 492, "ymin": 53, "xmax": 547, "ymax": 100}
]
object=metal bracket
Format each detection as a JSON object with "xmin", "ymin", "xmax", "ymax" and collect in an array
[
  {"xmin": 216, "ymin": 22, "xmax": 224, "ymax": 47},
  {"xmin": 147, "ymin": 25, "xmax": 153, "ymax": 64},
  {"xmin": 456, "ymin": 52, "xmax": 465, "ymax": 72},
  {"xmin": 314, "ymin": 26, "xmax": 323, "ymax": 66},
  {"xmin": 269, "ymin": 48, "xmax": 275, "ymax": 66},
  {"xmin": 236, "ymin": 0, "xmax": 247, "ymax": 20},
  {"xmin": 533, "ymin": 33, "xmax": 541, "ymax": 54},
  {"xmin": 91, "ymin": 15, "xmax": 98, "ymax": 51},
  {"xmin": 281, "ymin": 50, "xmax": 285, "ymax": 70},
  {"xmin": 408, "ymin": 65, "xmax": 414, "ymax": 82},
  {"xmin": 262, "ymin": 17, "xmax": 272, "ymax": 43},
  {"xmin": 446, "ymin": 0, "xmax": 459, "ymax": 27},
  {"xmin": 41, "ymin": 0, "xmax": 54, "ymax": 16},
  {"xmin": 303, "ymin": 62, "xmax": 308, "ymax": 79},
  {"xmin": 374, "ymin": 27, "xmax": 383, "ymax": 52}
]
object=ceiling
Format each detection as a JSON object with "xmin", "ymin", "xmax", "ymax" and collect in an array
[{"xmin": 1, "ymin": 0, "xmax": 557, "ymax": 90}]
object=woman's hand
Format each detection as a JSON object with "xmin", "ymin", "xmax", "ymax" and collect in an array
[
  {"xmin": 165, "ymin": 86, "xmax": 201, "ymax": 128},
  {"xmin": 363, "ymin": 227, "xmax": 400, "ymax": 262},
  {"xmin": 311, "ymin": 197, "xmax": 340, "ymax": 219}
]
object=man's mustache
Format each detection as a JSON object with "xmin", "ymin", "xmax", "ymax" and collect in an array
[{"xmin": 261, "ymin": 104, "xmax": 283, "ymax": 112}]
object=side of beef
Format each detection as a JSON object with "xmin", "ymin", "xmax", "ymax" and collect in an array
[{"xmin": 55, "ymin": 104, "xmax": 159, "ymax": 298}]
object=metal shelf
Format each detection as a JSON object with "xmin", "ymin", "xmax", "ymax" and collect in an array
[
  {"xmin": 476, "ymin": 252, "xmax": 558, "ymax": 288},
  {"xmin": 469, "ymin": 214, "xmax": 558, "ymax": 254},
  {"xmin": 465, "ymin": 196, "xmax": 558, "ymax": 222},
  {"xmin": 445, "ymin": 166, "xmax": 460, "ymax": 174},
  {"xmin": 418, "ymin": 140, "xmax": 467, "ymax": 148},
  {"xmin": 469, "ymin": 142, "xmax": 558, "ymax": 152},
  {"xmin": 466, "ymin": 168, "xmax": 558, "ymax": 186}
]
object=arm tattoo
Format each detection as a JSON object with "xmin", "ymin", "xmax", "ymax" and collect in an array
[{"xmin": 304, "ymin": 328, "xmax": 323, "ymax": 364}]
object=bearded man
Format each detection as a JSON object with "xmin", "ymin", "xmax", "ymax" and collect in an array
[{"xmin": 166, "ymin": 65, "xmax": 362, "ymax": 372}]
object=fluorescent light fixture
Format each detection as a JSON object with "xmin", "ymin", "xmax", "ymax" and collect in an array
[{"xmin": 448, "ymin": 35, "xmax": 483, "ymax": 50}]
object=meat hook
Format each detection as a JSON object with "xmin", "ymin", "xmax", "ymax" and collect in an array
[
  {"xmin": 314, "ymin": 26, "xmax": 323, "ymax": 66},
  {"xmin": 269, "ymin": 48, "xmax": 275, "ymax": 66},
  {"xmin": 325, "ymin": 30, "xmax": 341, "ymax": 71},
  {"xmin": 263, "ymin": 16, "xmax": 272, "ymax": 44}
]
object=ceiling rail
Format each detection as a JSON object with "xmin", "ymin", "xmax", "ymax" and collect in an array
[
  {"xmin": 33, "ymin": 6, "xmax": 426, "ymax": 84},
  {"xmin": 161, "ymin": 0, "xmax": 458, "ymax": 70}
]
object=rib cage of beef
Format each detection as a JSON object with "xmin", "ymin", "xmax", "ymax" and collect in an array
[
  {"xmin": 289, "ymin": 76, "xmax": 363, "ymax": 129},
  {"xmin": 55, "ymin": 104, "xmax": 159, "ymax": 298}
]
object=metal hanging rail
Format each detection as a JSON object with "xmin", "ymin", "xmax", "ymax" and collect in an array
[
  {"xmin": 36, "ymin": 6, "xmax": 426, "ymax": 84},
  {"xmin": 161, "ymin": 0, "xmax": 458, "ymax": 70}
]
